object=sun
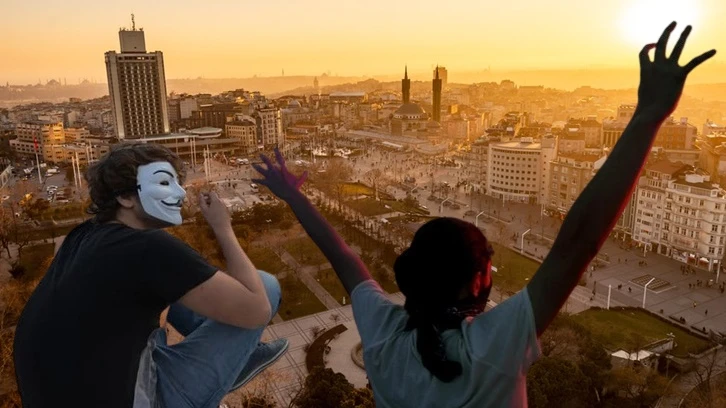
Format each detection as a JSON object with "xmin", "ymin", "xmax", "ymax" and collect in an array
[{"xmin": 619, "ymin": 0, "xmax": 701, "ymax": 46}]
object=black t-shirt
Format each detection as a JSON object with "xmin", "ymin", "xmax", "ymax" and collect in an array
[{"xmin": 13, "ymin": 221, "xmax": 217, "ymax": 408}]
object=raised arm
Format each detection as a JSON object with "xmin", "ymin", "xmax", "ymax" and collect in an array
[
  {"xmin": 253, "ymin": 149, "xmax": 373, "ymax": 294},
  {"xmin": 526, "ymin": 22, "xmax": 716, "ymax": 336}
]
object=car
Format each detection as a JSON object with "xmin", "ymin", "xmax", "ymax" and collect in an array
[
  {"xmin": 450, "ymin": 203, "xmax": 461, "ymax": 210},
  {"xmin": 427, "ymin": 195, "xmax": 437, "ymax": 202},
  {"xmin": 443, "ymin": 201, "xmax": 452, "ymax": 207},
  {"xmin": 464, "ymin": 210, "xmax": 476, "ymax": 216},
  {"xmin": 419, "ymin": 205, "xmax": 428, "ymax": 210}
]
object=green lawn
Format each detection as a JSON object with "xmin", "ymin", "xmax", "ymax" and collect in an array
[
  {"xmin": 489, "ymin": 242, "xmax": 540, "ymax": 295},
  {"xmin": 247, "ymin": 246, "xmax": 288, "ymax": 274},
  {"xmin": 572, "ymin": 308, "xmax": 712, "ymax": 357},
  {"xmin": 315, "ymin": 268, "xmax": 348, "ymax": 304},
  {"xmin": 345, "ymin": 197, "xmax": 405, "ymax": 217},
  {"xmin": 19, "ymin": 243, "xmax": 56, "ymax": 279},
  {"xmin": 341, "ymin": 182, "xmax": 374, "ymax": 197},
  {"xmin": 277, "ymin": 274, "xmax": 327, "ymax": 320},
  {"xmin": 283, "ymin": 236, "xmax": 328, "ymax": 266}
]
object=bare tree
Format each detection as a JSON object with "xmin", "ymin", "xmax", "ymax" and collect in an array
[
  {"xmin": 323, "ymin": 159, "xmax": 353, "ymax": 210},
  {"xmin": 691, "ymin": 347, "xmax": 726, "ymax": 407},
  {"xmin": 364, "ymin": 168, "xmax": 389, "ymax": 201}
]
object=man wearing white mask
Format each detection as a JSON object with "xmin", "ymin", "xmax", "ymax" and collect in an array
[{"xmin": 14, "ymin": 143, "xmax": 288, "ymax": 408}]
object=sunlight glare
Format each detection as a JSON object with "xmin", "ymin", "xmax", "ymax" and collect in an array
[{"xmin": 619, "ymin": 0, "xmax": 701, "ymax": 46}]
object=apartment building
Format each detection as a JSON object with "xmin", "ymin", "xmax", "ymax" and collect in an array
[
  {"xmin": 486, "ymin": 136, "xmax": 557, "ymax": 204},
  {"xmin": 546, "ymin": 153, "xmax": 604, "ymax": 214}
]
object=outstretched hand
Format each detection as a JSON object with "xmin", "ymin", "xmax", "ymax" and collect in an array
[
  {"xmin": 252, "ymin": 147, "xmax": 308, "ymax": 202},
  {"xmin": 637, "ymin": 22, "xmax": 716, "ymax": 121}
]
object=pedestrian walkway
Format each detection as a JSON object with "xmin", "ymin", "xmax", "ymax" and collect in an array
[{"xmin": 278, "ymin": 249, "xmax": 341, "ymax": 309}]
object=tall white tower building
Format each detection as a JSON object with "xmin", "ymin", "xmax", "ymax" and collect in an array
[{"xmin": 105, "ymin": 15, "xmax": 170, "ymax": 139}]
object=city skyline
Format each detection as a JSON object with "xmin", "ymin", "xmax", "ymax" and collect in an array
[{"xmin": 3, "ymin": 0, "xmax": 726, "ymax": 84}]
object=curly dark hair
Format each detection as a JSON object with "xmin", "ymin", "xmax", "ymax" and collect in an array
[{"xmin": 85, "ymin": 142, "xmax": 185, "ymax": 223}]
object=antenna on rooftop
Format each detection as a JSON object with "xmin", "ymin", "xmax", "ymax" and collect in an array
[{"xmin": 131, "ymin": 13, "xmax": 135, "ymax": 30}]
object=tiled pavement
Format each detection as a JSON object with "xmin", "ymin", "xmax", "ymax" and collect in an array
[{"xmin": 223, "ymin": 292, "xmax": 406, "ymax": 407}]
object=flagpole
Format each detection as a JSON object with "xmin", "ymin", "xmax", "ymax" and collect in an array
[
  {"xmin": 71, "ymin": 154, "xmax": 77, "ymax": 189},
  {"xmin": 33, "ymin": 138, "xmax": 42, "ymax": 183},
  {"xmin": 75, "ymin": 152, "xmax": 82, "ymax": 189}
]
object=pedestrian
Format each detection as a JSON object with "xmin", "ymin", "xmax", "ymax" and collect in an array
[
  {"xmin": 628, "ymin": 287, "xmax": 632, "ymax": 293},
  {"xmin": 705, "ymin": 309, "xmax": 708, "ymax": 316}
]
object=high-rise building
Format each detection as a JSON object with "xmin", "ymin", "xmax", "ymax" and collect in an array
[
  {"xmin": 254, "ymin": 108, "xmax": 284, "ymax": 148},
  {"xmin": 432, "ymin": 67, "xmax": 442, "ymax": 123},
  {"xmin": 105, "ymin": 16, "xmax": 170, "ymax": 139},
  {"xmin": 435, "ymin": 66, "xmax": 448, "ymax": 88},
  {"xmin": 402, "ymin": 66, "xmax": 410, "ymax": 104}
]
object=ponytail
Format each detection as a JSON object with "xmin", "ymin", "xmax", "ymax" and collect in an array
[{"xmin": 405, "ymin": 304, "xmax": 463, "ymax": 383}]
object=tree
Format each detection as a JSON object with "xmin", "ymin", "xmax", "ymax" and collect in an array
[
  {"xmin": 290, "ymin": 367, "xmax": 374, "ymax": 408},
  {"xmin": 527, "ymin": 356, "xmax": 595, "ymax": 408},
  {"xmin": 534, "ymin": 314, "xmax": 612, "ymax": 403},
  {"xmin": 363, "ymin": 169, "xmax": 387, "ymax": 201},
  {"xmin": 322, "ymin": 159, "xmax": 353, "ymax": 211},
  {"xmin": 606, "ymin": 367, "xmax": 669, "ymax": 406},
  {"xmin": 1, "ymin": 276, "xmax": 41, "ymax": 404},
  {"xmin": 22, "ymin": 198, "xmax": 50, "ymax": 220},
  {"xmin": 690, "ymin": 348, "xmax": 726, "ymax": 407},
  {"xmin": 402, "ymin": 194, "xmax": 418, "ymax": 209}
]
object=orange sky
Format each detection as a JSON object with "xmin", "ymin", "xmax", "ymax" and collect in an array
[{"xmin": 1, "ymin": 0, "xmax": 724, "ymax": 84}]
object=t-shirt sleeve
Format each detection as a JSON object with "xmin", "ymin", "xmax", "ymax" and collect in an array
[
  {"xmin": 351, "ymin": 280, "xmax": 408, "ymax": 349},
  {"xmin": 463, "ymin": 289, "xmax": 541, "ymax": 376},
  {"xmin": 142, "ymin": 230, "xmax": 218, "ymax": 305}
]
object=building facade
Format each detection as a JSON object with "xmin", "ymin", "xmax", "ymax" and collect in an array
[
  {"xmin": 225, "ymin": 118, "xmax": 258, "ymax": 155},
  {"xmin": 486, "ymin": 136, "xmax": 557, "ymax": 204},
  {"xmin": 547, "ymin": 153, "xmax": 604, "ymax": 214},
  {"xmin": 255, "ymin": 108, "xmax": 285, "ymax": 147},
  {"xmin": 10, "ymin": 120, "xmax": 66, "ymax": 162},
  {"xmin": 105, "ymin": 22, "xmax": 170, "ymax": 139},
  {"xmin": 633, "ymin": 165, "xmax": 726, "ymax": 271}
]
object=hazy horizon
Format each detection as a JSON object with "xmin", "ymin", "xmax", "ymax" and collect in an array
[{"xmin": 3, "ymin": 0, "xmax": 726, "ymax": 85}]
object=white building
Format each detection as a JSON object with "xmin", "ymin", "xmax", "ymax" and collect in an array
[
  {"xmin": 255, "ymin": 108, "xmax": 284, "ymax": 148},
  {"xmin": 487, "ymin": 136, "xmax": 557, "ymax": 204},
  {"xmin": 105, "ymin": 19, "xmax": 170, "ymax": 139},
  {"xmin": 635, "ymin": 164, "xmax": 726, "ymax": 272}
]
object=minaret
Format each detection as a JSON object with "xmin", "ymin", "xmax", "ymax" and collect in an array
[
  {"xmin": 432, "ymin": 65, "xmax": 442, "ymax": 122},
  {"xmin": 402, "ymin": 66, "xmax": 410, "ymax": 104}
]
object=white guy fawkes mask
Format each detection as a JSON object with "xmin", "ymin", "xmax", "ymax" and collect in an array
[{"xmin": 136, "ymin": 161, "xmax": 186, "ymax": 226}]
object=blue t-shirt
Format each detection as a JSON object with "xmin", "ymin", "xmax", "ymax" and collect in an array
[{"xmin": 351, "ymin": 280, "xmax": 541, "ymax": 408}]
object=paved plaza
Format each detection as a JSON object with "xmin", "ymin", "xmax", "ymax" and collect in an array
[{"xmin": 219, "ymin": 292, "xmax": 406, "ymax": 407}]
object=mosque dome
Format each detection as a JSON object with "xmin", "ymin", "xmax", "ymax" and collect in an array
[{"xmin": 395, "ymin": 103, "xmax": 425, "ymax": 115}]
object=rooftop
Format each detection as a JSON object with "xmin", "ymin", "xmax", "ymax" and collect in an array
[
  {"xmin": 394, "ymin": 103, "xmax": 426, "ymax": 116},
  {"xmin": 645, "ymin": 160, "xmax": 689, "ymax": 175},
  {"xmin": 556, "ymin": 152, "xmax": 601, "ymax": 162}
]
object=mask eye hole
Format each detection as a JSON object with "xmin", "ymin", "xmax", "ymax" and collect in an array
[{"xmin": 160, "ymin": 181, "xmax": 170, "ymax": 186}]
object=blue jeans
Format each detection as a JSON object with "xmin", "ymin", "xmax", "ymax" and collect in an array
[{"xmin": 154, "ymin": 270, "xmax": 281, "ymax": 408}]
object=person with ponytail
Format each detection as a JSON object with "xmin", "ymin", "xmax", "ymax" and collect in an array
[{"xmin": 252, "ymin": 23, "xmax": 715, "ymax": 407}]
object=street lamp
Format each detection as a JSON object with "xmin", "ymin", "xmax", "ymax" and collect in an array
[
  {"xmin": 520, "ymin": 229, "xmax": 531, "ymax": 254},
  {"xmin": 642, "ymin": 277, "xmax": 656, "ymax": 308},
  {"xmin": 475, "ymin": 211, "xmax": 486, "ymax": 228},
  {"xmin": 439, "ymin": 197, "xmax": 451, "ymax": 213}
]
